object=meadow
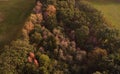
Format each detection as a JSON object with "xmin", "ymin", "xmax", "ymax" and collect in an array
[
  {"xmin": 87, "ymin": 0, "xmax": 120, "ymax": 30},
  {"xmin": 0, "ymin": 0, "xmax": 34, "ymax": 47}
]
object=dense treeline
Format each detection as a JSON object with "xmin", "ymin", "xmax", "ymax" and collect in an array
[{"xmin": 0, "ymin": 0, "xmax": 120, "ymax": 74}]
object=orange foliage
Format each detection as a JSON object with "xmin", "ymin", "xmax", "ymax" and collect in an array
[
  {"xmin": 41, "ymin": 26, "xmax": 45, "ymax": 31},
  {"xmin": 29, "ymin": 52, "xmax": 35, "ymax": 59},
  {"xmin": 36, "ymin": 13, "xmax": 43, "ymax": 23},
  {"xmin": 22, "ymin": 18, "xmax": 34, "ymax": 40},
  {"xmin": 34, "ymin": 59, "xmax": 39, "ymax": 67},
  {"xmin": 28, "ymin": 56, "xmax": 33, "ymax": 63},
  {"xmin": 45, "ymin": 5, "xmax": 56, "ymax": 16},
  {"xmin": 27, "ymin": 52, "xmax": 39, "ymax": 67},
  {"xmin": 24, "ymin": 21, "xmax": 34, "ymax": 33}
]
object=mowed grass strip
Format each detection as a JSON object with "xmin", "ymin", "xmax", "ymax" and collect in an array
[
  {"xmin": 86, "ymin": 0, "xmax": 120, "ymax": 30},
  {"xmin": 0, "ymin": 0, "xmax": 35, "ymax": 47}
]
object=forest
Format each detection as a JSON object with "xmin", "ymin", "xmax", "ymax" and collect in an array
[{"xmin": 0, "ymin": 0, "xmax": 120, "ymax": 74}]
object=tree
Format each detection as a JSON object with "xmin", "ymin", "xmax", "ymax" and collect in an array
[
  {"xmin": 36, "ymin": 54, "xmax": 51, "ymax": 74},
  {"xmin": 30, "ymin": 32, "xmax": 42, "ymax": 44},
  {"xmin": 0, "ymin": 39, "xmax": 34, "ymax": 74},
  {"xmin": 44, "ymin": 15, "xmax": 57, "ymax": 31},
  {"xmin": 75, "ymin": 25, "xmax": 89, "ymax": 48},
  {"xmin": 87, "ymin": 47, "xmax": 108, "ymax": 73}
]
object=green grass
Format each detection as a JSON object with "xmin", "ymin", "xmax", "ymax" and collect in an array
[
  {"xmin": 0, "ymin": 0, "xmax": 34, "ymax": 47},
  {"xmin": 86, "ymin": 0, "xmax": 120, "ymax": 29}
]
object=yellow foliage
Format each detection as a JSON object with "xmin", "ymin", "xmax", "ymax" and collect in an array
[
  {"xmin": 93, "ymin": 47, "xmax": 107, "ymax": 56},
  {"xmin": 29, "ymin": 14, "xmax": 38, "ymax": 23},
  {"xmin": 55, "ymin": 36, "xmax": 60, "ymax": 45},
  {"xmin": 22, "ymin": 21, "xmax": 34, "ymax": 40},
  {"xmin": 89, "ymin": 47, "xmax": 107, "ymax": 59},
  {"xmin": 29, "ymin": 13, "xmax": 43, "ymax": 23},
  {"xmin": 22, "ymin": 28, "xmax": 29, "ymax": 40},
  {"xmin": 53, "ymin": 28, "xmax": 60, "ymax": 35}
]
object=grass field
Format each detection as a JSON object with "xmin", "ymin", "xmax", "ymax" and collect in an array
[
  {"xmin": 0, "ymin": 0, "xmax": 34, "ymax": 47},
  {"xmin": 86, "ymin": 0, "xmax": 120, "ymax": 30}
]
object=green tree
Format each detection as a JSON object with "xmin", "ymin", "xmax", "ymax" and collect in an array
[
  {"xmin": 44, "ymin": 15, "xmax": 57, "ymax": 31},
  {"xmin": 75, "ymin": 25, "xmax": 89, "ymax": 48},
  {"xmin": 0, "ymin": 39, "xmax": 34, "ymax": 74}
]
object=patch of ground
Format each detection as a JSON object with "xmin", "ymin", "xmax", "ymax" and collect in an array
[{"xmin": 0, "ymin": 12, "xmax": 4, "ymax": 23}]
